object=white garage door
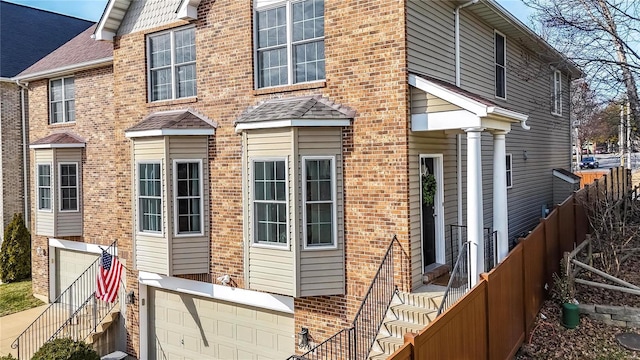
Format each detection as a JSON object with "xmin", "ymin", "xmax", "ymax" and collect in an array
[
  {"xmin": 55, "ymin": 248, "xmax": 98, "ymax": 300},
  {"xmin": 149, "ymin": 288, "xmax": 294, "ymax": 360}
]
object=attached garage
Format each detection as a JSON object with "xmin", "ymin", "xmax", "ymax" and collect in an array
[
  {"xmin": 55, "ymin": 248, "xmax": 98, "ymax": 301},
  {"xmin": 149, "ymin": 287, "xmax": 294, "ymax": 360}
]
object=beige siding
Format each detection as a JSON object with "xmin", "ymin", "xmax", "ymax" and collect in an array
[
  {"xmin": 408, "ymin": 132, "xmax": 458, "ymax": 290},
  {"xmin": 133, "ymin": 138, "xmax": 168, "ymax": 275},
  {"xmin": 245, "ymin": 129, "xmax": 295, "ymax": 296},
  {"xmin": 34, "ymin": 150, "xmax": 54, "ymax": 236},
  {"xmin": 55, "ymin": 149, "xmax": 83, "ymax": 236},
  {"xmin": 297, "ymin": 128, "xmax": 345, "ymax": 297},
  {"xmin": 406, "ymin": 0, "xmax": 456, "ymax": 83},
  {"xmin": 118, "ymin": 0, "xmax": 183, "ymax": 36},
  {"xmin": 167, "ymin": 136, "xmax": 210, "ymax": 275}
]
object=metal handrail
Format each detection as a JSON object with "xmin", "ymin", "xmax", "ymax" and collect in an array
[
  {"xmin": 288, "ymin": 235, "xmax": 407, "ymax": 360},
  {"xmin": 11, "ymin": 240, "xmax": 118, "ymax": 360},
  {"xmin": 437, "ymin": 241, "xmax": 471, "ymax": 316}
]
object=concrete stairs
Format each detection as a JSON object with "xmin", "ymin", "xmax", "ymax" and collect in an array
[
  {"xmin": 367, "ymin": 286, "xmax": 445, "ymax": 360},
  {"xmin": 85, "ymin": 310, "xmax": 120, "ymax": 345}
]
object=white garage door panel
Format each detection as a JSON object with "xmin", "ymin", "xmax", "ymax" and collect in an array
[
  {"xmin": 56, "ymin": 248, "xmax": 98, "ymax": 298},
  {"xmin": 150, "ymin": 288, "xmax": 294, "ymax": 360}
]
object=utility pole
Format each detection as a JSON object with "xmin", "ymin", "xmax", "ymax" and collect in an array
[
  {"xmin": 628, "ymin": 101, "xmax": 632, "ymax": 169},
  {"xmin": 620, "ymin": 104, "xmax": 625, "ymax": 167}
]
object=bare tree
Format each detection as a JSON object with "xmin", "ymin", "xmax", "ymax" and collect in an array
[{"xmin": 524, "ymin": 0, "xmax": 640, "ymax": 126}]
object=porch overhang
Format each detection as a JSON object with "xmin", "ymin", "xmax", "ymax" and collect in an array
[{"xmin": 409, "ymin": 74, "xmax": 530, "ymax": 132}]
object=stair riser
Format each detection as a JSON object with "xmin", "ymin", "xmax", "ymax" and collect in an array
[
  {"xmin": 378, "ymin": 339, "xmax": 404, "ymax": 354},
  {"xmin": 398, "ymin": 293, "xmax": 441, "ymax": 309},
  {"xmin": 391, "ymin": 309, "xmax": 436, "ymax": 325}
]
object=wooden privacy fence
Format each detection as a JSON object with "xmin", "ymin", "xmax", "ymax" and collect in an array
[{"xmin": 390, "ymin": 167, "xmax": 630, "ymax": 360}]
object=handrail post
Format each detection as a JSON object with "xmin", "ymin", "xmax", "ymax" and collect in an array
[{"xmin": 93, "ymin": 295, "xmax": 98, "ymax": 332}]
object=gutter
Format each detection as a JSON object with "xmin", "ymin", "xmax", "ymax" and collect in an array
[
  {"xmin": 14, "ymin": 57, "xmax": 113, "ymax": 82},
  {"xmin": 15, "ymin": 80, "xmax": 30, "ymax": 230}
]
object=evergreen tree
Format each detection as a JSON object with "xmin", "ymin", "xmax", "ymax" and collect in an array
[{"xmin": 0, "ymin": 213, "xmax": 31, "ymax": 282}]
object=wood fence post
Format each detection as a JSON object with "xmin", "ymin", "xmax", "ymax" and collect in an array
[
  {"xmin": 403, "ymin": 332, "xmax": 417, "ymax": 360},
  {"xmin": 480, "ymin": 273, "xmax": 490, "ymax": 360}
]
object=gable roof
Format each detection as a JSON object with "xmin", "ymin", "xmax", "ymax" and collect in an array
[
  {"xmin": 236, "ymin": 95, "xmax": 356, "ymax": 124},
  {"xmin": 125, "ymin": 109, "xmax": 217, "ymax": 138},
  {"xmin": 29, "ymin": 132, "xmax": 86, "ymax": 149},
  {"xmin": 16, "ymin": 24, "xmax": 113, "ymax": 81},
  {"xmin": 0, "ymin": 1, "xmax": 93, "ymax": 78}
]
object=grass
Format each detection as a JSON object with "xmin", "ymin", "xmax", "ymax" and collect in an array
[{"xmin": 0, "ymin": 280, "xmax": 44, "ymax": 317}]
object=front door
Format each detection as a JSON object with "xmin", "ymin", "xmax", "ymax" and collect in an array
[{"xmin": 420, "ymin": 155, "xmax": 444, "ymax": 267}]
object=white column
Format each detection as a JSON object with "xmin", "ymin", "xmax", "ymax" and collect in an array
[
  {"xmin": 492, "ymin": 131, "xmax": 509, "ymax": 264},
  {"xmin": 465, "ymin": 128, "xmax": 485, "ymax": 286}
]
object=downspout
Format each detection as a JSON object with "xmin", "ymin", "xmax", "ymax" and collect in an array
[
  {"xmin": 455, "ymin": 0, "xmax": 478, "ymax": 250},
  {"xmin": 15, "ymin": 80, "xmax": 30, "ymax": 230}
]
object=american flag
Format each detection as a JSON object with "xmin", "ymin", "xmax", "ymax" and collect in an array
[{"xmin": 96, "ymin": 251, "xmax": 123, "ymax": 303}]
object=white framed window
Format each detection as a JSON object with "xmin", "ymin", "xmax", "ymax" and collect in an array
[
  {"xmin": 506, "ymin": 153, "xmax": 513, "ymax": 189},
  {"xmin": 50, "ymin": 77, "xmax": 75, "ymax": 123},
  {"xmin": 37, "ymin": 163, "xmax": 52, "ymax": 211},
  {"xmin": 147, "ymin": 26, "xmax": 196, "ymax": 102},
  {"xmin": 255, "ymin": 0, "xmax": 325, "ymax": 88},
  {"xmin": 302, "ymin": 156, "xmax": 337, "ymax": 249},
  {"xmin": 173, "ymin": 160, "xmax": 204, "ymax": 236},
  {"xmin": 552, "ymin": 70, "xmax": 562, "ymax": 115},
  {"xmin": 58, "ymin": 163, "xmax": 79, "ymax": 212},
  {"xmin": 494, "ymin": 31, "xmax": 506, "ymax": 99},
  {"xmin": 252, "ymin": 158, "xmax": 288, "ymax": 246},
  {"xmin": 138, "ymin": 162, "xmax": 163, "ymax": 234}
]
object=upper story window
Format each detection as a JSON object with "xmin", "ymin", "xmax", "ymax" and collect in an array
[
  {"xmin": 255, "ymin": 0, "xmax": 325, "ymax": 88},
  {"xmin": 553, "ymin": 70, "xmax": 562, "ymax": 115},
  {"xmin": 147, "ymin": 27, "xmax": 196, "ymax": 102},
  {"xmin": 303, "ymin": 157, "xmax": 336, "ymax": 248},
  {"xmin": 37, "ymin": 164, "xmax": 52, "ymax": 210},
  {"xmin": 253, "ymin": 159, "xmax": 288, "ymax": 245},
  {"xmin": 506, "ymin": 153, "xmax": 513, "ymax": 189},
  {"xmin": 50, "ymin": 77, "xmax": 75, "ymax": 123},
  {"xmin": 494, "ymin": 31, "xmax": 506, "ymax": 99},
  {"xmin": 59, "ymin": 163, "xmax": 78, "ymax": 211},
  {"xmin": 174, "ymin": 160, "xmax": 203, "ymax": 236},
  {"xmin": 138, "ymin": 163, "xmax": 162, "ymax": 233}
]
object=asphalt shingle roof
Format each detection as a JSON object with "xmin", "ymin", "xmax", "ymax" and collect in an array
[
  {"xmin": 126, "ymin": 109, "xmax": 217, "ymax": 132},
  {"xmin": 31, "ymin": 132, "xmax": 86, "ymax": 146},
  {"xmin": 235, "ymin": 95, "xmax": 356, "ymax": 124},
  {"xmin": 0, "ymin": 1, "xmax": 93, "ymax": 78},
  {"xmin": 18, "ymin": 24, "xmax": 112, "ymax": 78}
]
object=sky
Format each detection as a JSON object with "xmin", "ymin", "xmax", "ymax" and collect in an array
[{"xmin": 5, "ymin": 0, "xmax": 536, "ymax": 26}]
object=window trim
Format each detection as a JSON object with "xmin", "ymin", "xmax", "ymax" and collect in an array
[
  {"xmin": 58, "ymin": 162, "xmax": 79, "ymax": 213},
  {"xmin": 172, "ymin": 159, "xmax": 205, "ymax": 237},
  {"xmin": 49, "ymin": 76, "xmax": 75, "ymax": 124},
  {"xmin": 146, "ymin": 25, "xmax": 197, "ymax": 103},
  {"xmin": 506, "ymin": 153, "xmax": 513, "ymax": 189},
  {"xmin": 494, "ymin": 30, "xmax": 507, "ymax": 100},
  {"xmin": 253, "ymin": 0, "xmax": 326, "ymax": 89},
  {"xmin": 552, "ymin": 70, "xmax": 563, "ymax": 116},
  {"xmin": 136, "ymin": 160, "xmax": 164, "ymax": 236},
  {"xmin": 302, "ymin": 156, "xmax": 338, "ymax": 250},
  {"xmin": 37, "ymin": 163, "xmax": 53, "ymax": 212},
  {"xmin": 250, "ymin": 157, "xmax": 290, "ymax": 249}
]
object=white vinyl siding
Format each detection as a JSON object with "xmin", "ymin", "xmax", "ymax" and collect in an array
[
  {"xmin": 302, "ymin": 156, "xmax": 336, "ymax": 248},
  {"xmin": 553, "ymin": 70, "xmax": 562, "ymax": 116},
  {"xmin": 59, "ymin": 163, "xmax": 79, "ymax": 212},
  {"xmin": 255, "ymin": 0, "xmax": 325, "ymax": 88},
  {"xmin": 49, "ymin": 77, "xmax": 75, "ymax": 124},
  {"xmin": 494, "ymin": 31, "xmax": 506, "ymax": 99},
  {"xmin": 147, "ymin": 26, "xmax": 196, "ymax": 102}
]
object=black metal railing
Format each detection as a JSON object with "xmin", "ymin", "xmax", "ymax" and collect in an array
[
  {"xmin": 11, "ymin": 240, "xmax": 119, "ymax": 360},
  {"xmin": 287, "ymin": 235, "xmax": 407, "ymax": 360},
  {"xmin": 448, "ymin": 224, "xmax": 497, "ymax": 271},
  {"xmin": 437, "ymin": 241, "xmax": 471, "ymax": 316}
]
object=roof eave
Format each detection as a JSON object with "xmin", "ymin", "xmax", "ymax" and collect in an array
[
  {"xmin": 125, "ymin": 128, "xmax": 215, "ymax": 138},
  {"xmin": 235, "ymin": 119, "xmax": 352, "ymax": 133},
  {"xmin": 14, "ymin": 57, "xmax": 113, "ymax": 82},
  {"xmin": 29, "ymin": 143, "xmax": 86, "ymax": 149}
]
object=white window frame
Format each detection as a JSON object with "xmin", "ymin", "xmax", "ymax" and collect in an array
[
  {"xmin": 253, "ymin": 0, "xmax": 325, "ymax": 89},
  {"xmin": 494, "ymin": 30, "xmax": 507, "ymax": 100},
  {"xmin": 137, "ymin": 161, "xmax": 164, "ymax": 236},
  {"xmin": 552, "ymin": 70, "xmax": 563, "ymax": 116},
  {"xmin": 58, "ymin": 162, "xmax": 79, "ymax": 212},
  {"xmin": 506, "ymin": 153, "xmax": 513, "ymax": 189},
  {"xmin": 251, "ymin": 157, "xmax": 289, "ymax": 249},
  {"xmin": 173, "ymin": 159, "xmax": 205, "ymax": 237},
  {"xmin": 49, "ymin": 76, "xmax": 75, "ymax": 124},
  {"xmin": 302, "ymin": 156, "xmax": 337, "ymax": 250},
  {"xmin": 146, "ymin": 25, "xmax": 197, "ymax": 102},
  {"xmin": 37, "ymin": 163, "xmax": 53, "ymax": 212}
]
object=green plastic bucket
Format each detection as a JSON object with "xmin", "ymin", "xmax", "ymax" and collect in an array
[{"xmin": 562, "ymin": 303, "xmax": 579, "ymax": 329}]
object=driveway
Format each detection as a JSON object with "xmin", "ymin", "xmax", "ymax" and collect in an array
[{"xmin": 0, "ymin": 304, "xmax": 48, "ymax": 357}]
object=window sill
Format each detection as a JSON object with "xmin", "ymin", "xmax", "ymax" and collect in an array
[
  {"xmin": 253, "ymin": 81, "xmax": 326, "ymax": 96},
  {"xmin": 49, "ymin": 122, "xmax": 76, "ymax": 127},
  {"xmin": 147, "ymin": 96, "xmax": 198, "ymax": 108},
  {"xmin": 551, "ymin": 112, "xmax": 563, "ymax": 117},
  {"xmin": 302, "ymin": 244, "xmax": 338, "ymax": 251},
  {"xmin": 251, "ymin": 243, "xmax": 290, "ymax": 251}
]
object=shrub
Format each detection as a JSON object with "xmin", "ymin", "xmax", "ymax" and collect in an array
[
  {"xmin": 0, "ymin": 213, "xmax": 31, "ymax": 283},
  {"xmin": 31, "ymin": 338, "xmax": 99, "ymax": 360},
  {"xmin": 0, "ymin": 354, "xmax": 17, "ymax": 360}
]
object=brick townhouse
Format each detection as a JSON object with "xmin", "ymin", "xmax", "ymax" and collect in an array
[{"xmin": 16, "ymin": 0, "xmax": 581, "ymax": 359}]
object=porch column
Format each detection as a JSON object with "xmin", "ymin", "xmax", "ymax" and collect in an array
[
  {"xmin": 465, "ymin": 127, "xmax": 484, "ymax": 287},
  {"xmin": 492, "ymin": 130, "xmax": 509, "ymax": 264}
]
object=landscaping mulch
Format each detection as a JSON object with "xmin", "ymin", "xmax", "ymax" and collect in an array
[{"xmin": 575, "ymin": 257, "xmax": 640, "ymax": 308}]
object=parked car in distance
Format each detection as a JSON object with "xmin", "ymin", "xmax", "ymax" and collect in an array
[{"xmin": 580, "ymin": 157, "xmax": 599, "ymax": 169}]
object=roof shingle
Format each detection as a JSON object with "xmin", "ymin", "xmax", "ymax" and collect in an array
[
  {"xmin": 126, "ymin": 109, "xmax": 217, "ymax": 133},
  {"xmin": 235, "ymin": 95, "xmax": 356, "ymax": 124},
  {"xmin": 30, "ymin": 132, "xmax": 86, "ymax": 146}
]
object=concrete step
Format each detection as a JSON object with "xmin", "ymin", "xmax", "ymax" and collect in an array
[
  {"xmin": 384, "ymin": 319, "xmax": 426, "ymax": 338},
  {"xmin": 390, "ymin": 303, "xmax": 437, "ymax": 326},
  {"xmin": 374, "ymin": 335, "xmax": 404, "ymax": 355},
  {"xmin": 397, "ymin": 291, "xmax": 444, "ymax": 310},
  {"xmin": 86, "ymin": 310, "xmax": 120, "ymax": 345}
]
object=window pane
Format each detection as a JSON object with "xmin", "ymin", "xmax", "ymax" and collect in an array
[
  {"xmin": 495, "ymin": 34, "xmax": 505, "ymax": 66},
  {"xmin": 65, "ymin": 100, "xmax": 75, "ymax": 122},
  {"xmin": 294, "ymin": 41, "xmax": 325, "ymax": 83},
  {"xmin": 175, "ymin": 28, "xmax": 196, "ymax": 64},
  {"xmin": 151, "ymin": 68, "xmax": 172, "ymax": 101},
  {"xmin": 64, "ymin": 78, "xmax": 75, "ymax": 99},
  {"xmin": 51, "ymin": 102, "xmax": 63, "ymax": 123},
  {"xmin": 50, "ymin": 80, "xmax": 62, "ymax": 101},
  {"xmin": 177, "ymin": 64, "xmax": 197, "ymax": 98},
  {"xmin": 495, "ymin": 65, "xmax": 505, "ymax": 98},
  {"xmin": 150, "ymin": 34, "xmax": 171, "ymax": 68}
]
